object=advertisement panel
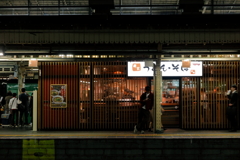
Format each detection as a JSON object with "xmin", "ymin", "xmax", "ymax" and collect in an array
[{"xmin": 50, "ymin": 84, "xmax": 67, "ymax": 108}]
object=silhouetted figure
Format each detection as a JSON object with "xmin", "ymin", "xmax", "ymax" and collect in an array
[{"xmin": 226, "ymin": 85, "xmax": 239, "ymax": 132}]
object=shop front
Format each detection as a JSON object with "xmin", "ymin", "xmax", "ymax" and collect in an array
[{"xmin": 37, "ymin": 61, "xmax": 240, "ymax": 130}]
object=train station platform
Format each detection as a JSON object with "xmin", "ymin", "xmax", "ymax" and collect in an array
[
  {"xmin": 1, "ymin": 127, "xmax": 240, "ymax": 160},
  {"xmin": 0, "ymin": 126, "xmax": 240, "ymax": 139}
]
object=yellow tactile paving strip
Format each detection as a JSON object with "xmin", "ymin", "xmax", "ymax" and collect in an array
[{"xmin": 22, "ymin": 140, "xmax": 55, "ymax": 160}]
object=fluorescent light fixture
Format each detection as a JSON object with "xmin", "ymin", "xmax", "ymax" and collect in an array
[
  {"xmin": 0, "ymin": 47, "xmax": 4, "ymax": 56},
  {"xmin": 66, "ymin": 54, "xmax": 73, "ymax": 58}
]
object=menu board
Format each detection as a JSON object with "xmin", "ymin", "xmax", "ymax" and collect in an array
[{"xmin": 50, "ymin": 84, "xmax": 67, "ymax": 108}]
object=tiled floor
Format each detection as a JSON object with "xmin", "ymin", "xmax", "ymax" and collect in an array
[{"xmin": 1, "ymin": 126, "xmax": 240, "ymax": 139}]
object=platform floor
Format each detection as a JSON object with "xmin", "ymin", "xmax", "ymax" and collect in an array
[{"xmin": 1, "ymin": 126, "xmax": 240, "ymax": 139}]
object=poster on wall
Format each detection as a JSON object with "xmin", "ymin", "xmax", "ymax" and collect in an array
[
  {"xmin": 50, "ymin": 84, "xmax": 67, "ymax": 108},
  {"xmin": 128, "ymin": 61, "xmax": 202, "ymax": 77}
]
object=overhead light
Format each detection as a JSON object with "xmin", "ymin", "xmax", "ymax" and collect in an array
[
  {"xmin": 66, "ymin": 54, "xmax": 73, "ymax": 58},
  {"xmin": 0, "ymin": 47, "xmax": 4, "ymax": 56}
]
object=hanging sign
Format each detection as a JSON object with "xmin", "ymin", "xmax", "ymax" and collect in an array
[{"xmin": 128, "ymin": 61, "xmax": 202, "ymax": 77}]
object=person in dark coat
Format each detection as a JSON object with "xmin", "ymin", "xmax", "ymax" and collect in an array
[
  {"xmin": 134, "ymin": 86, "xmax": 154, "ymax": 134},
  {"xmin": 19, "ymin": 88, "xmax": 29, "ymax": 126},
  {"xmin": 226, "ymin": 84, "xmax": 239, "ymax": 132}
]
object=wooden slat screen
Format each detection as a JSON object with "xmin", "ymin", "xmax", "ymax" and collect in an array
[
  {"xmin": 182, "ymin": 61, "xmax": 240, "ymax": 129},
  {"xmin": 92, "ymin": 61, "xmax": 147, "ymax": 129},
  {"xmin": 38, "ymin": 61, "xmax": 147, "ymax": 130},
  {"xmin": 79, "ymin": 62, "xmax": 91, "ymax": 129},
  {"xmin": 38, "ymin": 62, "xmax": 80, "ymax": 130}
]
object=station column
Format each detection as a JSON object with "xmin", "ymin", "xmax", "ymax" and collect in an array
[{"xmin": 154, "ymin": 57, "xmax": 163, "ymax": 133}]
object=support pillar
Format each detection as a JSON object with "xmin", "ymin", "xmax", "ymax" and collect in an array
[
  {"xmin": 32, "ymin": 90, "xmax": 38, "ymax": 131},
  {"xmin": 153, "ymin": 57, "xmax": 163, "ymax": 133},
  {"xmin": 17, "ymin": 62, "xmax": 25, "ymax": 95}
]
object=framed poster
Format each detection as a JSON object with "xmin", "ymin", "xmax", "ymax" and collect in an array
[{"xmin": 50, "ymin": 84, "xmax": 67, "ymax": 108}]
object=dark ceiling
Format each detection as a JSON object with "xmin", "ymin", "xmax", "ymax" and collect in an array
[{"xmin": 1, "ymin": 0, "xmax": 240, "ymax": 57}]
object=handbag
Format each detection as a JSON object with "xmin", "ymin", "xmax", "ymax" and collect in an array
[
  {"xmin": 18, "ymin": 103, "xmax": 25, "ymax": 111},
  {"xmin": 17, "ymin": 98, "xmax": 25, "ymax": 111}
]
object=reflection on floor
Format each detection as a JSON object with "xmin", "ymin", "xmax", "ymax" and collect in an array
[{"xmin": 1, "ymin": 126, "xmax": 240, "ymax": 139}]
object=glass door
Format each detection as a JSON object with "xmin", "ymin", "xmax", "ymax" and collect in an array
[{"xmin": 161, "ymin": 79, "xmax": 180, "ymax": 128}]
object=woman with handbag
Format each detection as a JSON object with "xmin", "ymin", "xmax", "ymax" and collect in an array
[{"xmin": 8, "ymin": 93, "xmax": 18, "ymax": 127}]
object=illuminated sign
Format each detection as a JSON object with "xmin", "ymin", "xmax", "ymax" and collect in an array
[{"xmin": 128, "ymin": 61, "xmax": 202, "ymax": 77}]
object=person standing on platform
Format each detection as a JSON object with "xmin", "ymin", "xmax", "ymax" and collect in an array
[
  {"xmin": 226, "ymin": 84, "xmax": 239, "ymax": 132},
  {"xmin": 4, "ymin": 91, "xmax": 13, "ymax": 114},
  {"xmin": 134, "ymin": 86, "xmax": 154, "ymax": 134},
  {"xmin": 9, "ymin": 93, "xmax": 18, "ymax": 127},
  {"xmin": 19, "ymin": 88, "xmax": 29, "ymax": 126}
]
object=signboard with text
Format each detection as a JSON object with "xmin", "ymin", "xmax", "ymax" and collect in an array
[{"xmin": 128, "ymin": 61, "xmax": 202, "ymax": 77}]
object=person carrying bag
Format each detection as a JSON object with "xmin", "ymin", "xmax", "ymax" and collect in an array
[
  {"xmin": 17, "ymin": 99, "xmax": 25, "ymax": 111},
  {"xmin": 18, "ymin": 88, "xmax": 29, "ymax": 126},
  {"xmin": 9, "ymin": 93, "xmax": 18, "ymax": 127}
]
